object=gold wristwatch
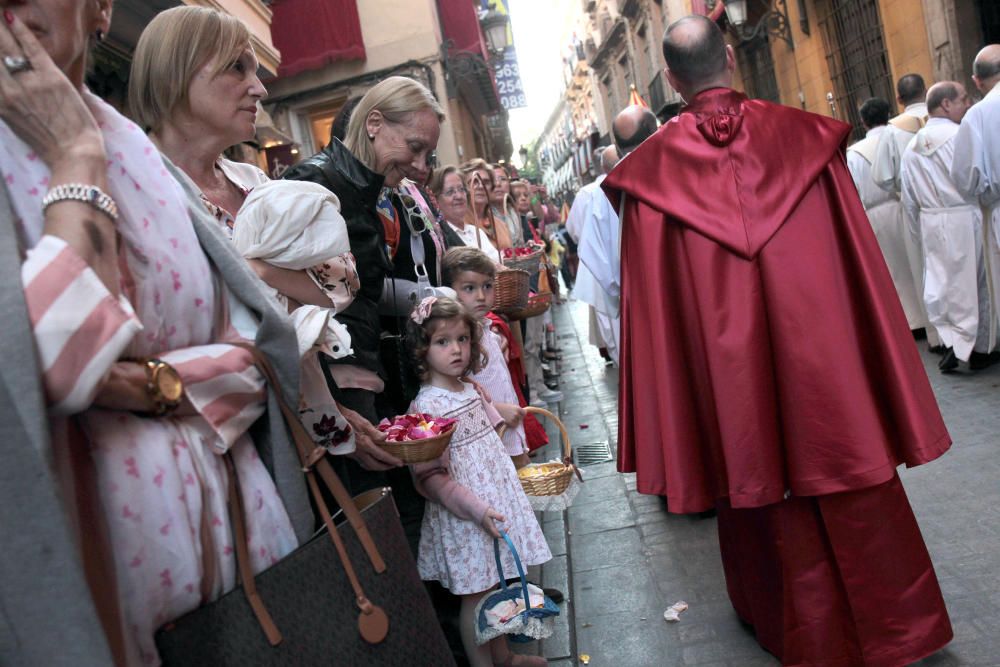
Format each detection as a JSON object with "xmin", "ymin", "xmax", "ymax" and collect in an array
[{"xmin": 140, "ymin": 358, "xmax": 183, "ymax": 416}]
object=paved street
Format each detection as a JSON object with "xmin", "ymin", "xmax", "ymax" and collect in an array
[{"xmin": 525, "ymin": 297, "xmax": 1000, "ymax": 667}]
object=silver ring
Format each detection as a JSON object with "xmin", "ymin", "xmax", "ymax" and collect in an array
[{"xmin": 3, "ymin": 55, "xmax": 31, "ymax": 75}]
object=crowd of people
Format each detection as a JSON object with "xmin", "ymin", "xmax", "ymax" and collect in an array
[
  {"xmin": 846, "ymin": 50, "xmax": 1000, "ymax": 374},
  {"xmin": 0, "ymin": 3, "xmax": 573, "ymax": 666},
  {"xmin": 3, "ymin": 0, "xmax": 996, "ymax": 665}
]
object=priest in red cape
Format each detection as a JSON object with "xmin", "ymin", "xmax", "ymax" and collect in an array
[{"xmin": 601, "ymin": 15, "xmax": 953, "ymax": 666}]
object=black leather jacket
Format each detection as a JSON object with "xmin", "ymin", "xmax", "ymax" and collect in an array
[{"xmin": 282, "ymin": 139, "xmax": 389, "ymax": 375}]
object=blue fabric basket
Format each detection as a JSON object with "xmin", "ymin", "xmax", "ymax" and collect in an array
[{"xmin": 474, "ymin": 531, "xmax": 560, "ymax": 645}]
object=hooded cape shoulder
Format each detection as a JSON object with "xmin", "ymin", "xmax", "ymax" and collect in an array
[{"xmin": 603, "ymin": 88, "xmax": 850, "ymax": 260}]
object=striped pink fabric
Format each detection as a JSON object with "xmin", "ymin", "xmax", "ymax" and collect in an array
[{"xmin": 23, "ymin": 236, "xmax": 142, "ymax": 415}]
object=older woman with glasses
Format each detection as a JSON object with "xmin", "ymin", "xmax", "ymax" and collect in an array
[{"xmin": 429, "ymin": 164, "xmax": 502, "ymax": 260}]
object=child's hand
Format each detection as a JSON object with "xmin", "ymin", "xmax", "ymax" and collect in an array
[
  {"xmin": 496, "ymin": 403, "xmax": 525, "ymax": 428},
  {"xmin": 481, "ymin": 508, "xmax": 505, "ymax": 538}
]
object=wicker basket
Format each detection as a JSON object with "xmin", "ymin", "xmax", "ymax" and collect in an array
[
  {"xmin": 507, "ymin": 292, "xmax": 552, "ymax": 321},
  {"xmin": 493, "ymin": 267, "xmax": 530, "ymax": 314},
  {"xmin": 514, "ymin": 407, "xmax": 579, "ymax": 497},
  {"xmin": 502, "ymin": 248, "xmax": 544, "ymax": 275},
  {"xmin": 378, "ymin": 424, "xmax": 455, "ymax": 464}
]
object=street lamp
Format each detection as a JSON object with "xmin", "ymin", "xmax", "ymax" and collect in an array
[
  {"xmin": 720, "ymin": 0, "xmax": 794, "ymax": 49},
  {"xmin": 480, "ymin": 4, "xmax": 510, "ymax": 59}
]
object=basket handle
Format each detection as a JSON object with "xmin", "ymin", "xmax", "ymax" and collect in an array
[
  {"xmin": 519, "ymin": 406, "xmax": 571, "ymax": 460},
  {"xmin": 493, "ymin": 531, "xmax": 532, "ymax": 613}
]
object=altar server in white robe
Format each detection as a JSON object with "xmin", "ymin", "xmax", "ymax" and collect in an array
[
  {"xmin": 900, "ymin": 82, "xmax": 992, "ymax": 372},
  {"xmin": 952, "ymin": 45, "xmax": 1000, "ymax": 335},
  {"xmin": 848, "ymin": 98, "xmax": 926, "ymax": 329},
  {"xmin": 872, "ymin": 74, "xmax": 938, "ymax": 344},
  {"xmin": 568, "ymin": 146, "xmax": 621, "ymax": 362}
]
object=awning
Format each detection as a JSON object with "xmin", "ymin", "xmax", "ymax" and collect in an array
[
  {"xmin": 269, "ymin": 0, "xmax": 366, "ymax": 78},
  {"xmin": 437, "ymin": 0, "xmax": 488, "ymax": 58}
]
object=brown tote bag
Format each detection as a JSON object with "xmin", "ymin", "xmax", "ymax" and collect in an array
[{"xmin": 154, "ymin": 345, "xmax": 455, "ymax": 666}]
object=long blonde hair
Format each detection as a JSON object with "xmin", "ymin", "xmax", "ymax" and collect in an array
[{"xmin": 344, "ymin": 76, "xmax": 445, "ymax": 171}]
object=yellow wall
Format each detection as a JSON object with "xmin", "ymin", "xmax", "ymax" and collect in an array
[
  {"xmin": 880, "ymin": 0, "xmax": 934, "ymax": 93},
  {"xmin": 735, "ymin": 0, "xmax": 935, "ymax": 121}
]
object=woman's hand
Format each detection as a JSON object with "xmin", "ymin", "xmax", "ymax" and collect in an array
[
  {"xmin": 480, "ymin": 508, "xmax": 505, "ymax": 538},
  {"xmin": 0, "ymin": 12, "xmax": 105, "ymax": 171},
  {"xmin": 91, "ymin": 362, "xmax": 196, "ymax": 416},
  {"xmin": 496, "ymin": 402, "xmax": 524, "ymax": 429},
  {"xmin": 338, "ymin": 402, "xmax": 403, "ymax": 471}
]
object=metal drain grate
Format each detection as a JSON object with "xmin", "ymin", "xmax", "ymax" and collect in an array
[{"xmin": 573, "ymin": 441, "xmax": 614, "ymax": 466}]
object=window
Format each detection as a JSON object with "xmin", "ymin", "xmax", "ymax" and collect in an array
[
  {"xmin": 737, "ymin": 34, "xmax": 780, "ymax": 104},
  {"xmin": 818, "ymin": 0, "xmax": 894, "ymax": 140}
]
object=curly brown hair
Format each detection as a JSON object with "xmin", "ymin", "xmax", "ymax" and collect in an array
[{"xmin": 405, "ymin": 297, "xmax": 488, "ymax": 381}]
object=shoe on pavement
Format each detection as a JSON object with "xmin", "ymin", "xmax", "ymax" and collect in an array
[
  {"xmin": 938, "ymin": 348, "xmax": 958, "ymax": 373},
  {"xmin": 543, "ymin": 587, "xmax": 564, "ymax": 604},
  {"xmin": 529, "ymin": 397, "xmax": 547, "ymax": 408},
  {"xmin": 537, "ymin": 388, "xmax": 563, "ymax": 403},
  {"xmin": 969, "ymin": 350, "xmax": 1000, "ymax": 370}
]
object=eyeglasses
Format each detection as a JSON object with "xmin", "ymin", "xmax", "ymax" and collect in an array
[{"xmin": 442, "ymin": 186, "xmax": 467, "ymax": 198}]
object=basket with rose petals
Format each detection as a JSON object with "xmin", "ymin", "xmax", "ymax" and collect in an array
[
  {"xmin": 376, "ymin": 413, "xmax": 458, "ymax": 463},
  {"xmin": 501, "ymin": 244, "xmax": 544, "ymax": 275}
]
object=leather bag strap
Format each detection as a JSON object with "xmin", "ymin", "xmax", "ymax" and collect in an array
[
  {"xmin": 233, "ymin": 342, "xmax": 390, "ymax": 643},
  {"xmin": 223, "ymin": 453, "xmax": 283, "ymax": 646},
  {"xmin": 234, "ymin": 342, "xmax": 385, "ymax": 572}
]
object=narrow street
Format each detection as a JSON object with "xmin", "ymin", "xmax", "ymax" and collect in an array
[{"xmin": 524, "ymin": 297, "xmax": 1000, "ymax": 667}]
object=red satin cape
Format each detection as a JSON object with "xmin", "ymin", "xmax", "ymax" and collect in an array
[
  {"xmin": 601, "ymin": 89, "xmax": 950, "ymax": 512},
  {"xmin": 717, "ymin": 474, "xmax": 952, "ymax": 666}
]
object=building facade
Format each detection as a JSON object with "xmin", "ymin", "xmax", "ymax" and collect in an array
[
  {"xmin": 702, "ymin": 0, "xmax": 999, "ymax": 138},
  {"xmin": 262, "ymin": 0, "xmax": 513, "ymax": 176},
  {"xmin": 92, "ymin": 0, "xmax": 280, "ymax": 110},
  {"xmin": 528, "ymin": 0, "xmax": 998, "ymax": 184}
]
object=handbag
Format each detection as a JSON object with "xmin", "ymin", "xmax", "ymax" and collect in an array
[{"xmin": 154, "ymin": 345, "xmax": 455, "ymax": 666}]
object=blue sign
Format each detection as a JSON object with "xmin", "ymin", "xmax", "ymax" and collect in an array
[{"xmin": 495, "ymin": 47, "xmax": 527, "ymax": 110}]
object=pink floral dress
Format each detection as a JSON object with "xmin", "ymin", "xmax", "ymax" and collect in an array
[
  {"xmin": 411, "ymin": 384, "xmax": 550, "ymax": 595},
  {"xmin": 2, "ymin": 95, "xmax": 298, "ymax": 665}
]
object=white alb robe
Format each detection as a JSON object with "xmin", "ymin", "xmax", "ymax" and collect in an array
[
  {"xmin": 847, "ymin": 125, "xmax": 927, "ymax": 329},
  {"xmin": 872, "ymin": 102, "xmax": 928, "ymax": 195},
  {"xmin": 900, "ymin": 118, "xmax": 993, "ymax": 361},
  {"xmin": 951, "ymin": 82, "xmax": 1000, "ymax": 330},
  {"xmin": 568, "ymin": 175, "xmax": 621, "ymax": 364},
  {"xmin": 871, "ymin": 103, "xmax": 936, "ymax": 346}
]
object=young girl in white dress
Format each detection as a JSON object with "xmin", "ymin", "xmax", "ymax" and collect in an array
[{"xmin": 406, "ymin": 296, "xmax": 551, "ymax": 667}]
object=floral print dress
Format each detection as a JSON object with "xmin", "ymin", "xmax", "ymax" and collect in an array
[{"xmin": 412, "ymin": 384, "xmax": 551, "ymax": 594}]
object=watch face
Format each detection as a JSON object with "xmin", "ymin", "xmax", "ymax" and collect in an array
[{"xmin": 157, "ymin": 365, "xmax": 184, "ymax": 403}]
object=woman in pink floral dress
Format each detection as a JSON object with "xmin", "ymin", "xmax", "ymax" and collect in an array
[{"xmin": 0, "ymin": 2, "xmax": 303, "ymax": 664}]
